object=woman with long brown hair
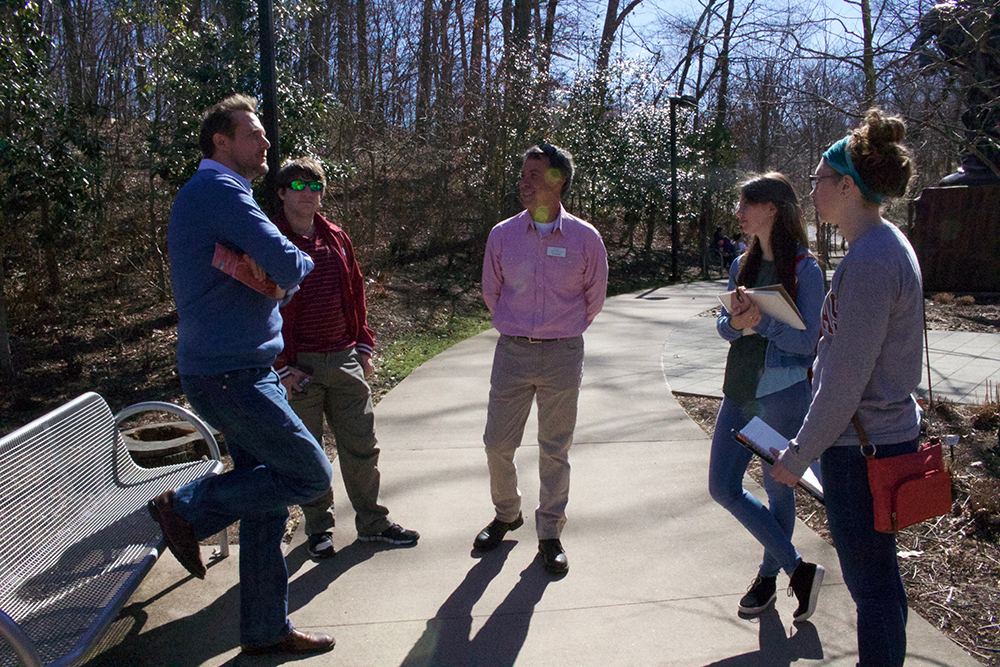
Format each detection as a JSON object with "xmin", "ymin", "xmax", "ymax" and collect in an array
[{"xmin": 709, "ymin": 172, "xmax": 826, "ymax": 621}]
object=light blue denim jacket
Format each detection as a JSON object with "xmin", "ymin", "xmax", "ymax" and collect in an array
[{"xmin": 716, "ymin": 248, "xmax": 825, "ymax": 370}]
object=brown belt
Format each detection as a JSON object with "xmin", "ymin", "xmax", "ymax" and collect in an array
[{"xmin": 503, "ymin": 334, "xmax": 565, "ymax": 344}]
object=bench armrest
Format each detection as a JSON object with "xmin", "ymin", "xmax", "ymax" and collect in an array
[
  {"xmin": 0, "ymin": 609, "xmax": 43, "ymax": 667},
  {"xmin": 114, "ymin": 401, "xmax": 223, "ymax": 461},
  {"xmin": 114, "ymin": 401, "xmax": 229, "ymax": 559}
]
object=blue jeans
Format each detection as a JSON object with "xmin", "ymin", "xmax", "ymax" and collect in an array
[
  {"xmin": 708, "ymin": 380, "xmax": 810, "ymax": 578},
  {"xmin": 174, "ymin": 368, "xmax": 334, "ymax": 647},
  {"xmin": 821, "ymin": 439, "xmax": 917, "ymax": 667}
]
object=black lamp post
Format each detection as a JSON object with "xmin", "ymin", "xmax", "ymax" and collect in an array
[
  {"xmin": 258, "ymin": 0, "xmax": 279, "ymax": 215},
  {"xmin": 669, "ymin": 94, "xmax": 697, "ymax": 281}
]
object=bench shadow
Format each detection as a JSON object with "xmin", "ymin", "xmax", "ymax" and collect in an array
[
  {"xmin": 399, "ymin": 542, "xmax": 553, "ymax": 667},
  {"xmin": 705, "ymin": 607, "xmax": 824, "ymax": 666},
  {"xmin": 80, "ymin": 532, "xmax": 382, "ymax": 666},
  {"xmin": 83, "ymin": 566, "xmax": 241, "ymax": 667}
]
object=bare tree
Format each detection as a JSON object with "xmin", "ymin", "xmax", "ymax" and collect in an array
[{"xmin": 596, "ymin": 0, "xmax": 646, "ymax": 74}]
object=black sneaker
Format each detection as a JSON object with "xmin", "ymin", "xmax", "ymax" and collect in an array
[
  {"xmin": 359, "ymin": 523, "xmax": 420, "ymax": 546},
  {"xmin": 789, "ymin": 561, "xmax": 825, "ymax": 622},
  {"xmin": 307, "ymin": 531, "xmax": 335, "ymax": 559},
  {"xmin": 738, "ymin": 575, "xmax": 777, "ymax": 615}
]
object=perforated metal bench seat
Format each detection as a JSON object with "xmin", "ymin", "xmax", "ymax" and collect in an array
[{"xmin": 0, "ymin": 392, "xmax": 226, "ymax": 667}]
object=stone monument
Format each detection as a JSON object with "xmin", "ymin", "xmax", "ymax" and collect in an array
[{"xmin": 910, "ymin": 1, "xmax": 1000, "ymax": 292}]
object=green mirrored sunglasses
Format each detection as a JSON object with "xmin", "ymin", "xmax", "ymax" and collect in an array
[{"xmin": 289, "ymin": 180, "xmax": 324, "ymax": 192}]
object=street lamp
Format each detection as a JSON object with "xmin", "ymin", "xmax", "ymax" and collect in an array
[
  {"xmin": 258, "ymin": 0, "xmax": 280, "ymax": 215},
  {"xmin": 669, "ymin": 94, "xmax": 697, "ymax": 281}
]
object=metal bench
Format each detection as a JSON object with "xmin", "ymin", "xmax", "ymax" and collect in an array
[{"xmin": 0, "ymin": 392, "xmax": 229, "ymax": 667}]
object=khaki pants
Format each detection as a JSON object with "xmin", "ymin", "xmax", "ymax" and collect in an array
[
  {"xmin": 288, "ymin": 347, "xmax": 390, "ymax": 537},
  {"xmin": 483, "ymin": 334, "xmax": 584, "ymax": 540}
]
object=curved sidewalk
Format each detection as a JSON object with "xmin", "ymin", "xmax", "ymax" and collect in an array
[
  {"xmin": 89, "ymin": 280, "xmax": 984, "ymax": 667},
  {"xmin": 665, "ymin": 297, "xmax": 1000, "ymax": 404}
]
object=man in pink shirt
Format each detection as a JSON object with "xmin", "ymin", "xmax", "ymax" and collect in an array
[{"xmin": 474, "ymin": 144, "xmax": 609, "ymax": 575}]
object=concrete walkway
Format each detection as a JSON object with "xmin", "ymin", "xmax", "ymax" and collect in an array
[
  {"xmin": 86, "ymin": 280, "xmax": 990, "ymax": 667},
  {"xmin": 665, "ymin": 287, "xmax": 1000, "ymax": 404}
]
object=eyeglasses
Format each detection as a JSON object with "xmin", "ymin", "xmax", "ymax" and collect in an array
[
  {"xmin": 809, "ymin": 174, "xmax": 840, "ymax": 187},
  {"xmin": 288, "ymin": 180, "xmax": 324, "ymax": 192}
]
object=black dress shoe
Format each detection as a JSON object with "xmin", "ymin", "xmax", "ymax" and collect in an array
[
  {"xmin": 147, "ymin": 490, "xmax": 206, "ymax": 579},
  {"xmin": 473, "ymin": 512, "xmax": 524, "ymax": 551},
  {"xmin": 538, "ymin": 538, "xmax": 569, "ymax": 574},
  {"xmin": 242, "ymin": 628, "xmax": 336, "ymax": 655}
]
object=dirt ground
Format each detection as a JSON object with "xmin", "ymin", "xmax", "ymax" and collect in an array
[{"xmin": 675, "ymin": 292, "xmax": 1000, "ymax": 665}]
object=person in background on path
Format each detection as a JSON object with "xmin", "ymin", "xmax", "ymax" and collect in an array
[
  {"xmin": 772, "ymin": 109, "xmax": 922, "ymax": 667},
  {"xmin": 153, "ymin": 95, "xmax": 336, "ymax": 656},
  {"xmin": 473, "ymin": 143, "xmax": 609, "ymax": 575},
  {"xmin": 272, "ymin": 157, "xmax": 418, "ymax": 559},
  {"xmin": 733, "ymin": 233, "xmax": 748, "ymax": 256},
  {"xmin": 709, "ymin": 173, "xmax": 827, "ymax": 621}
]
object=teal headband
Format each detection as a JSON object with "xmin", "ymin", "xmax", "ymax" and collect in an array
[{"xmin": 822, "ymin": 137, "xmax": 883, "ymax": 205}]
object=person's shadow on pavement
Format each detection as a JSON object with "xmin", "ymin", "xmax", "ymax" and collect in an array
[
  {"xmin": 399, "ymin": 544, "xmax": 552, "ymax": 667},
  {"xmin": 286, "ymin": 539, "xmax": 377, "ymax": 612},
  {"xmin": 705, "ymin": 607, "xmax": 824, "ymax": 666}
]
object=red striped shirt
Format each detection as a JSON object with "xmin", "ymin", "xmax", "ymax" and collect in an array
[{"xmin": 288, "ymin": 230, "xmax": 353, "ymax": 353}]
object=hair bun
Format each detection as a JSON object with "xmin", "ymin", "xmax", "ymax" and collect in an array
[
  {"xmin": 849, "ymin": 108, "xmax": 913, "ymax": 199},
  {"xmin": 863, "ymin": 108, "xmax": 906, "ymax": 147}
]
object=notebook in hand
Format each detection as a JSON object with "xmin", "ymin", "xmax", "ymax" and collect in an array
[
  {"xmin": 734, "ymin": 416, "xmax": 824, "ymax": 503},
  {"xmin": 718, "ymin": 284, "xmax": 805, "ymax": 330},
  {"xmin": 211, "ymin": 243, "xmax": 281, "ymax": 299}
]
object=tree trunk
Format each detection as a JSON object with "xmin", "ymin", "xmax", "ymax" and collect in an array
[
  {"xmin": 714, "ymin": 0, "xmax": 735, "ymax": 130},
  {"xmin": 512, "ymin": 0, "xmax": 530, "ymax": 44},
  {"xmin": 0, "ymin": 231, "xmax": 12, "ymax": 378},
  {"xmin": 356, "ymin": 0, "xmax": 370, "ymax": 111},
  {"xmin": 336, "ymin": 0, "xmax": 352, "ymax": 109},
  {"xmin": 455, "ymin": 0, "xmax": 468, "ymax": 94},
  {"xmin": 539, "ymin": 0, "xmax": 558, "ymax": 78},
  {"xmin": 134, "ymin": 16, "xmax": 148, "ymax": 115},
  {"xmin": 308, "ymin": 2, "xmax": 328, "ymax": 91},
  {"xmin": 439, "ymin": 0, "xmax": 455, "ymax": 120},
  {"xmin": 42, "ymin": 205, "xmax": 62, "ymax": 295},
  {"xmin": 467, "ymin": 0, "xmax": 488, "ymax": 113},
  {"xmin": 58, "ymin": 0, "xmax": 83, "ymax": 106},
  {"xmin": 643, "ymin": 201, "xmax": 657, "ymax": 252},
  {"xmin": 596, "ymin": 0, "xmax": 644, "ymax": 73},
  {"xmin": 861, "ymin": 0, "xmax": 877, "ymax": 109},
  {"xmin": 416, "ymin": 0, "xmax": 434, "ymax": 134}
]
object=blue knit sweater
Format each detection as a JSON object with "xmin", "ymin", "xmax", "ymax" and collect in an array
[{"xmin": 168, "ymin": 161, "xmax": 314, "ymax": 375}]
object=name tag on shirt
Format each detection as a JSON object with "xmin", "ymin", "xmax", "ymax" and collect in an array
[{"xmin": 547, "ymin": 246, "xmax": 567, "ymax": 258}]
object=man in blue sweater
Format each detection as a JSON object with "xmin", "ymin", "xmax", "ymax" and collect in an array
[{"xmin": 149, "ymin": 95, "xmax": 336, "ymax": 656}]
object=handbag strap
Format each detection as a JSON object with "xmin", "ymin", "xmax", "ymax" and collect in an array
[{"xmin": 851, "ymin": 413, "xmax": 876, "ymax": 459}]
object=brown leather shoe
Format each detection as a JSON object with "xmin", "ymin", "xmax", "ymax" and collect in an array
[
  {"xmin": 147, "ymin": 490, "xmax": 206, "ymax": 579},
  {"xmin": 242, "ymin": 629, "xmax": 336, "ymax": 655}
]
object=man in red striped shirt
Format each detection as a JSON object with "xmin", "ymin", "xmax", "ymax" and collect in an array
[{"xmin": 273, "ymin": 157, "xmax": 418, "ymax": 559}]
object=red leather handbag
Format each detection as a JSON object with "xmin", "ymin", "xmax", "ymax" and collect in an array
[{"xmin": 852, "ymin": 415, "xmax": 953, "ymax": 534}]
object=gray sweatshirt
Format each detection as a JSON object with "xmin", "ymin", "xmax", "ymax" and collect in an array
[{"xmin": 782, "ymin": 221, "xmax": 923, "ymax": 478}]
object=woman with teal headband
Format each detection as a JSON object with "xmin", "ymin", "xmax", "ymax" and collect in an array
[{"xmin": 771, "ymin": 108, "xmax": 922, "ymax": 667}]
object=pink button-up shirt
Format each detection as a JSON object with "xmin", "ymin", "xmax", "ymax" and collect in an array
[{"xmin": 482, "ymin": 206, "xmax": 608, "ymax": 339}]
